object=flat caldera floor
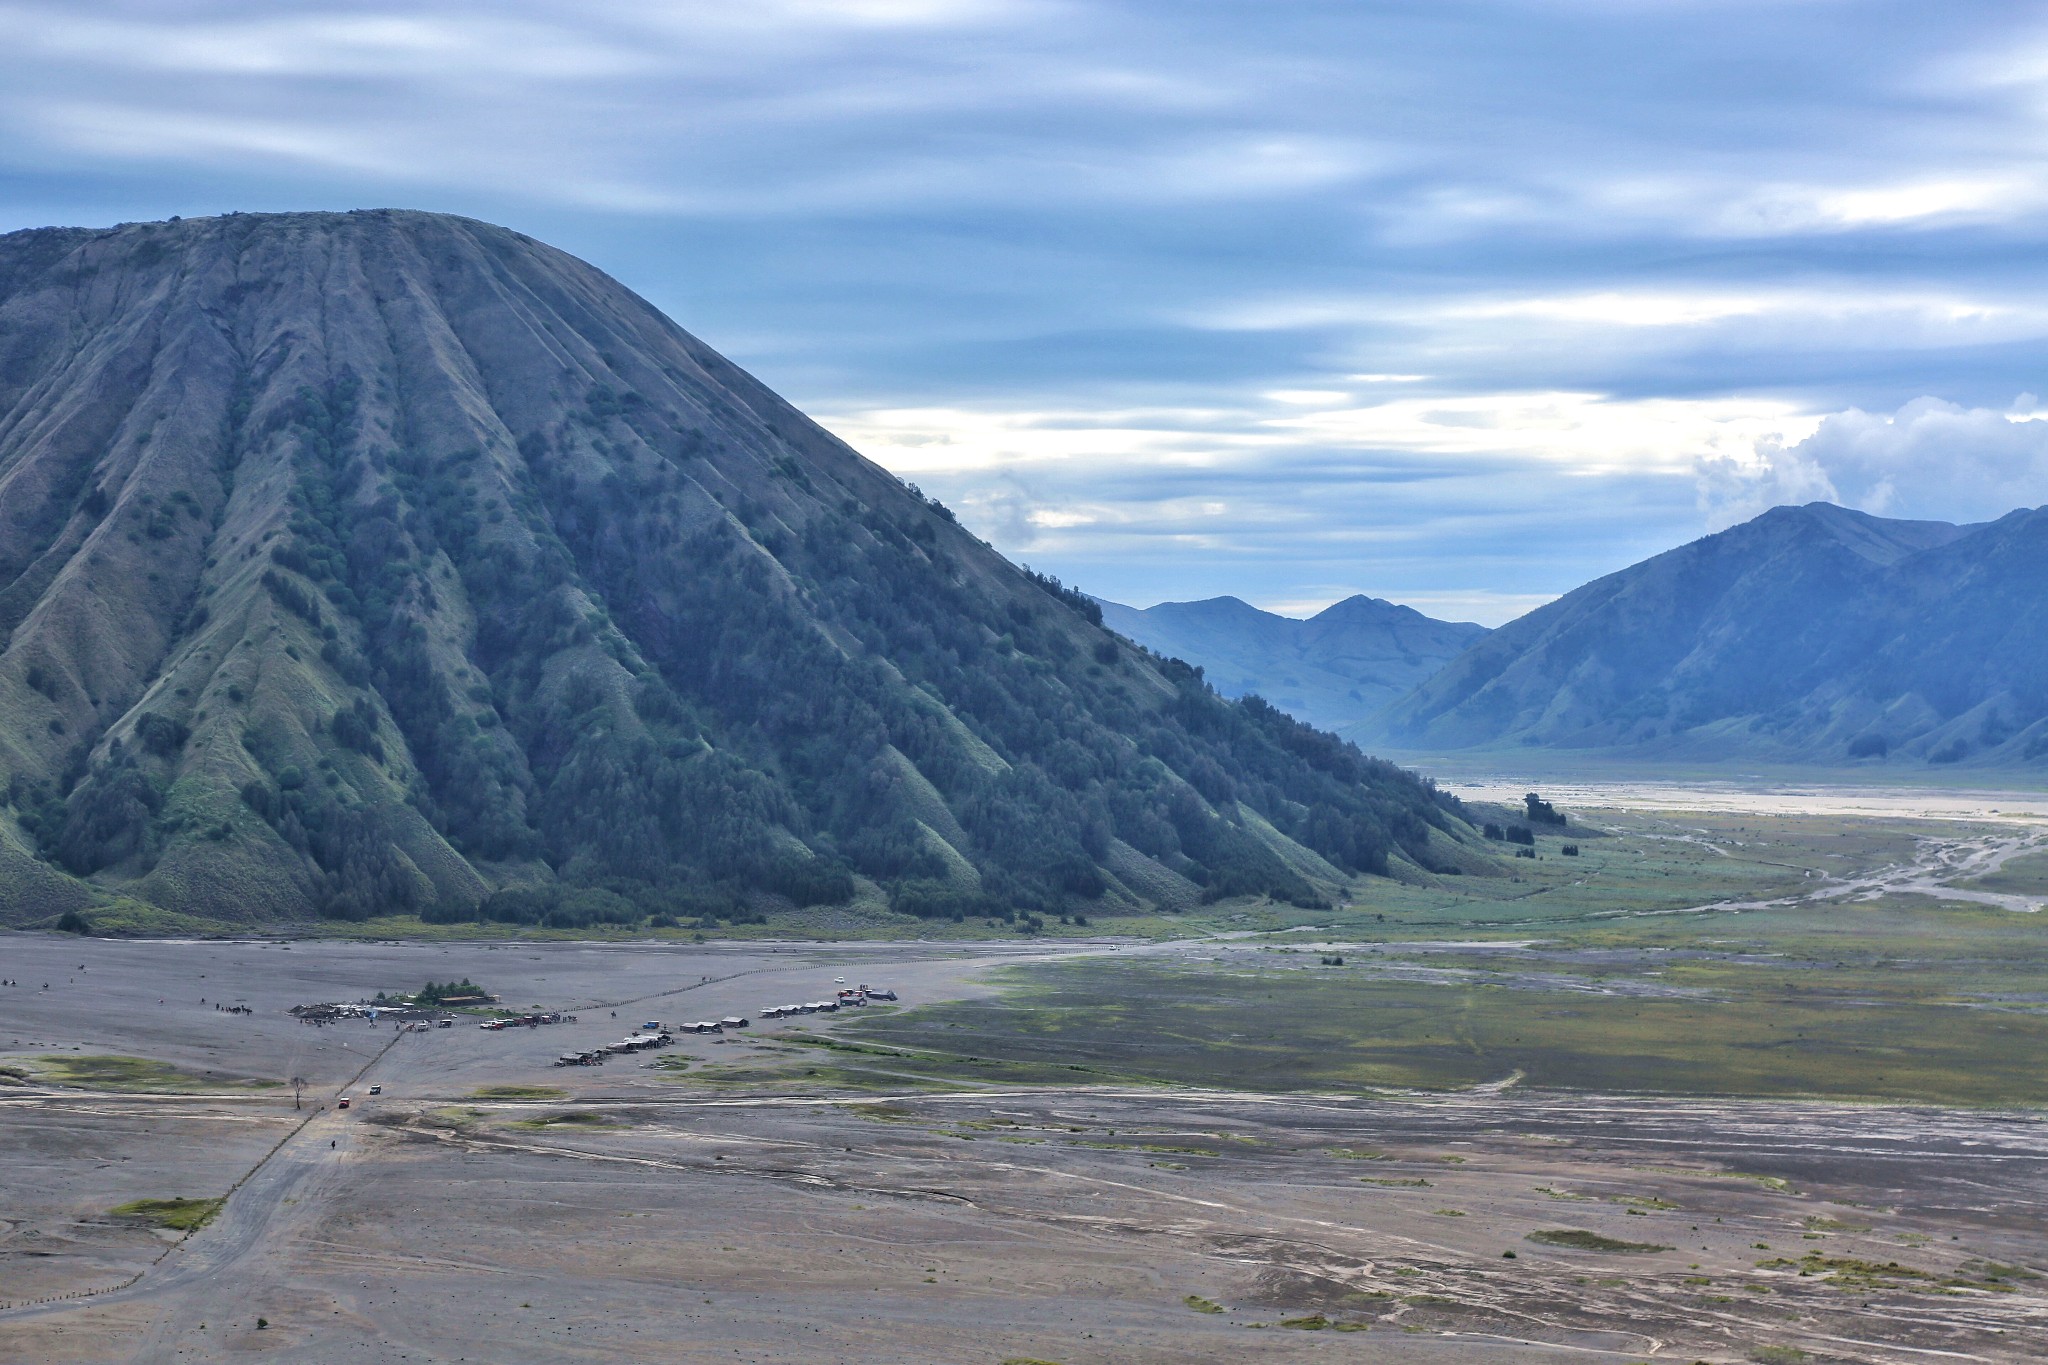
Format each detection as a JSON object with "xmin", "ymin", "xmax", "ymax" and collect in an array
[{"xmin": 2, "ymin": 932, "xmax": 2043, "ymax": 1365}]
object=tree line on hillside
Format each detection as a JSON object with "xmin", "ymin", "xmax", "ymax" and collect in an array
[{"xmin": 19, "ymin": 371, "xmax": 1468, "ymax": 927}]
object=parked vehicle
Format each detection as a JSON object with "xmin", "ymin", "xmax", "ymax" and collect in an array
[
  {"xmin": 337, "ymin": 1096, "xmax": 351, "ymax": 1110},
  {"xmin": 368, "ymin": 1084, "xmax": 382, "ymax": 1095}
]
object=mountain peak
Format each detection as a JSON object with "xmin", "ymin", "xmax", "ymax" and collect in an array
[
  {"xmin": 0, "ymin": 212, "xmax": 1461, "ymax": 928},
  {"xmin": 1731, "ymin": 500, "xmax": 1967, "ymax": 564},
  {"xmin": 1311, "ymin": 593, "xmax": 1480, "ymax": 631},
  {"xmin": 1367, "ymin": 500, "xmax": 2048, "ymax": 765},
  {"xmin": 1097, "ymin": 592, "xmax": 1486, "ymax": 733}
]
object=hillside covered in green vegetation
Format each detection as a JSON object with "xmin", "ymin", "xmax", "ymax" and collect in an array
[
  {"xmin": 0, "ymin": 210, "xmax": 1471, "ymax": 931},
  {"xmin": 1364, "ymin": 501, "xmax": 2048, "ymax": 766}
]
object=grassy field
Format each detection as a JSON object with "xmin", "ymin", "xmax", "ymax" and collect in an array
[
  {"xmin": 1962, "ymin": 847, "xmax": 2048, "ymax": 897},
  {"xmin": 829, "ymin": 947, "xmax": 2048, "ymax": 1107},
  {"xmin": 504, "ymin": 1111, "xmax": 627, "ymax": 1131},
  {"xmin": 665, "ymin": 806, "xmax": 2048, "ymax": 1109},
  {"xmin": 109, "ymin": 1196, "xmax": 225, "ymax": 1231},
  {"xmin": 17, "ymin": 796, "xmax": 1969, "ymax": 946},
  {"xmin": 467, "ymin": 1084, "xmax": 567, "ymax": 1101},
  {"xmin": 12, "ymin": 1054, "xmax": 278, "ymax": 1093}
]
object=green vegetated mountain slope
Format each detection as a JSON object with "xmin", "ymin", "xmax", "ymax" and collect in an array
[
  {"xmin": 0, "ymin": 210, "xmax": 1472, "ymax": 929},
  {"xmin": 1365, "ymin": 500, "xmax": 2048, "ymax": 767},
  {"xmin": 1095, "ymin": 594, "xmax": 1486, "ymax": 734}
]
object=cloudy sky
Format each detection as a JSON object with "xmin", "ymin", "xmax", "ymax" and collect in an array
[{"xmin": 4, "ymin": 1, "xmax": 2047, "ymax": 623}]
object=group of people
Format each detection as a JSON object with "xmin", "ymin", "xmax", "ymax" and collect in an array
[{"xmin": 4, "ymin": 964, "xmax": 86, "ymax": 988}]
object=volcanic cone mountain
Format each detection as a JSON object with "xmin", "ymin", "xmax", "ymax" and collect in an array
[{"xmin": 0, "ymin": 211, "xmax": 1465, "ymax": 928}]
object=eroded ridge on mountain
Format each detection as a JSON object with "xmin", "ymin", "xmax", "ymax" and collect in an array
[{"xmin": 0, "ymin": 211, "xmax": 1465, "ymax": 930}]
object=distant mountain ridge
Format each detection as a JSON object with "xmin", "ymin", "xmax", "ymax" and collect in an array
[
  {"xmin": 1095, "ymin": 594, "xmax": 1487, "ymax": 733},
  {"xmin": 1364, "ymin": 501, "xmax": 2048, "ymax": 767}
]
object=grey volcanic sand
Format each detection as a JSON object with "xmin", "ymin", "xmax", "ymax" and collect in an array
[{"xmin": 3, "ymin": 934, "xmax": 2044, "ymax": 1364}]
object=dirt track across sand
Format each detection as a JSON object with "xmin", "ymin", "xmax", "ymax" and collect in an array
[{"xmin": 3, "ymin": 933, "xmax": 2043, "ymax": 1364}]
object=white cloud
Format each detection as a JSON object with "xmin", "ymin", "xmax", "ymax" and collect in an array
[
  {"xmin": 821, "ymin": 402, "xmax": 1263, "ymax": 475},
  {"xmin": 1697, "ymin": 397, "xmax": 2048, "ymax": 529},
  {"xmin": 0, "ymin": 10, "xmax": 650, "ymax": 80},
  {"xmin": 36, "ymin": 104, "xmax": 416, "ymax": 177},
  {"xmin": 1266, "ymin": 391, "xmax": 1818, "ymax": 475},
  {"xmin": 1263, "ymin": 388, "xmax": 1352, "ymax": 405},
  {"xmin": 1807, "ymin": 177, "xmax": 2037, "ymax": 228},
  {"xmin": 1202, "ymin": 285, "xmax": 2048, "ymax": 348},
  {"xmin": 824, "ymin": 389, "xmax": 1822, "ymax": 482},
  {"xmin": 1589, "ymin": 174, "xmax": 2048, "ymax": 238}
]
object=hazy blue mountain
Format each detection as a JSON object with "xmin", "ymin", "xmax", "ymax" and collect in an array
[
  {"xmin": 1365, "ymin": 501, "xmax": 2048, "ymax": 767},
  {"xmin": 1096, "ymin": 594, "xmax": 1488, "ymax": 732}
]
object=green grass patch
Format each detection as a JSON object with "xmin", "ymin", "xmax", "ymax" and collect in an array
[
  {"xmin": 467, "ymin": 1084, "xmax": 567, "ymax": 1101},
  {"xmin": 505, "ymin": 1110, "xmax": 623, "ymax": 1131},
  {"xmin": 1767, "ymin": 1251, "xmax": 2002, "ymax": 1292},
  {"xmin": 1636, "ymin": 1166, "xmax": 1794, "ymax": 1193},
  {"xmin": 664, "ymin": 1033, "xmax": 1139, "ymax": 1092},
  {"xmin": 20, "ymin": 1054, "xmax": 274, "ymax": 1092},
  {"xmin": 841, "ymin": 915, "xmax": 2048, "ymax": 1105},
  {"xmin": 1184, "ymin": 1294, "xmax": 1224, "ymax": 1314},
  {"xmin": 62, "ymin": 899, "xmax": 244, "ymax": 938},
  {"xmin": 843, "ymin": 1102, "xmax": 918, "ymax": 1122},
  {"xmin": 1955, "ymin": 847, "xmax": 2048, "ymax": 897},
  {"xmin": 110, "ymin": 1196, "xmax": 225, "ymax": 1231},
  {"xmin": 1526, "ymin": 1229, "xmax": 1673, "ymax": 1253},
  {"xmin": 328, "ymin": 807, "xmax": 2048, "ymax": 1109}
]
